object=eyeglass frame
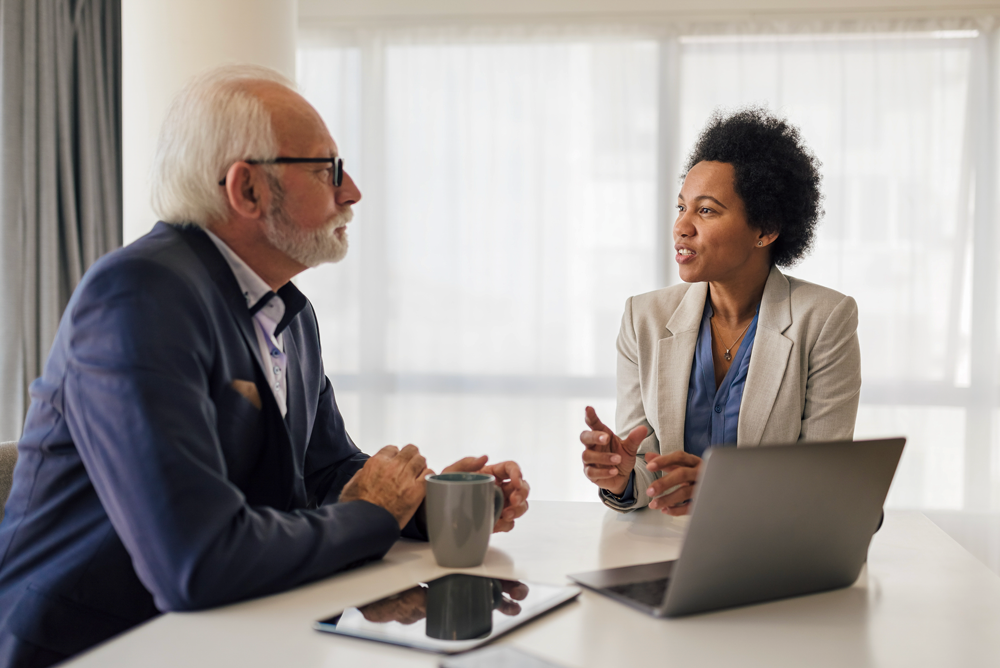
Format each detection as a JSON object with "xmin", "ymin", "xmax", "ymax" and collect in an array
[{"xmin": 217, "ymin": 156, "xmax": 344, "ymax": 187}]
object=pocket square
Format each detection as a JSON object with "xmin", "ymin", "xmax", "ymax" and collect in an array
[{"xmin": 230, "ymin": 379, "xmax": 262, "ymax": 410}]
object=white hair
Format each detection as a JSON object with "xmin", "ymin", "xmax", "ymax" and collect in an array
[{"xmin": 150, "ymin": 64, "xmax": 295, "ymax": 227}]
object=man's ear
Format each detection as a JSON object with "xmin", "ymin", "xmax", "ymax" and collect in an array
[{"xmin": 223, "ymin": 162, "xmax": 268, "ymax": 219}]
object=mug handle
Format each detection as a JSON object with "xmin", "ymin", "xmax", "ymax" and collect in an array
[{"xmin": 492, "ymin": 486, "xmax": 504, "ymax": 526}]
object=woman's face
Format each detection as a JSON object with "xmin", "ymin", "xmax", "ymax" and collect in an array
[{"xmin": 673, "ymin": 160, "xmax": 770, "ymax": 284}]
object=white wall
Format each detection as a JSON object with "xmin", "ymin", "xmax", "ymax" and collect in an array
[{"xmin": 121, "ymin": 0, "xmax": 297, "ymax": 243}]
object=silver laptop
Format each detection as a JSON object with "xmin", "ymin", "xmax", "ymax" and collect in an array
[{"xmin": 570, "ymin": 437, "xmax": 905, "ymax": 617}]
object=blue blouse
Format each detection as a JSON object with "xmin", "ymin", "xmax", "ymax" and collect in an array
[
  {"xmin": 608, "ymin": 299, "xmax": 759, "ymax": 503},
  {"xmin": 684, "ymin": 300, "xmax": 759, "ymax": 457}
]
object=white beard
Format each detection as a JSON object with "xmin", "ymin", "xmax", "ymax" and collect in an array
[{"xmin": 262, "ymin": 188, "xmax": 352, "ymax": 268}]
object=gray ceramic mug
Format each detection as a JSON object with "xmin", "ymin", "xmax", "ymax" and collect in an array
[{"xmin": 425, "ymin": 473, "xmax": 504, "ymax": 568}]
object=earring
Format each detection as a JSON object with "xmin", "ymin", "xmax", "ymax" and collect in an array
[{"xmin": 757, "ymin": 241, "xmax": 763, "ymax": 247}]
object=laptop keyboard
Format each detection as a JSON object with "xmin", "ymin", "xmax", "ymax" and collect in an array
[{"xmin": 606, "ymin": 578, "xmax": 670, "ymax": 608}]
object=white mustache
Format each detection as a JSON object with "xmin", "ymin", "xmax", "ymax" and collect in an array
[{"xmin": 329, "ymin": 207, "xmax": 353, "ymax": 229}]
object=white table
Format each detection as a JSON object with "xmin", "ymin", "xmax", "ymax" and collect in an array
[{"xmin": 66, "ymin": 502, "xmax": 1000, "ymax": 667}]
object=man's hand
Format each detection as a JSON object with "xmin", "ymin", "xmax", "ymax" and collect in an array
[
  {"xmin": 340, "ymin": 444, "xmax": 432, "ymax": 529},
  {"xmin": 359, "ymin": 586, "xmax": 427, "ymax": 625},
  {"xmin": 580, "ymin": 406, "xmax": 647, "ymax": 496},
  {"xmin": 443, "ymin": 456, "xmax": 530, "ymax": 533},
  {"xmin": 495, "ymin": 580, "xmax": 530, "ymax": 616},
  {"xmin": 644, "ymin": 451, "xmax": 702, "ymax": 516}
]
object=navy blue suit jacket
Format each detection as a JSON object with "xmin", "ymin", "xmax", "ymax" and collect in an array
[{"xmin": 0, "ymin": 223, "xmax": 407, "ymax": 666}]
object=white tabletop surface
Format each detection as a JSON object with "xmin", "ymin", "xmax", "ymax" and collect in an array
[{"xmin": 66, "ymin": 502, "xmax": 1000, "ymax": 668}]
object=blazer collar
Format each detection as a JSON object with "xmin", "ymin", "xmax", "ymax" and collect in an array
[
  {"xmin": 165, "ymin": 222, "xmax": 309, "ymax": 334},
  {"xmin": 738, "ymin": 265, "xmax": 794, "ymax": 445},
  {"xmin": 161, "ymin": 222, "xmax": 261, "ymax": 358},
  {"xmin": 656, "ymin": 282, "xmax": 708, "ymax": 453},
  {"xmin": 163, "ymin": 223, "xmax": 309, "ymax": 436},
  {"xmin": 665, "ymin": 281, "xmax": 708, "ymax": 336},
  {"xmin": 657, "ymin": 267, "xmax": 793, "ymax": 451},
  {"xmin": 160, "ymin": 222, "xmax": 304, "ymax": 508},
  {"xmin": 757, "ymin": 265, "xmax": 792, "ymax": 335}
]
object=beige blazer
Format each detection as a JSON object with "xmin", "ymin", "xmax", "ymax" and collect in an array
[{"xmin": 603, "ymin": 265, "xmax": 861, "ymax": 511}]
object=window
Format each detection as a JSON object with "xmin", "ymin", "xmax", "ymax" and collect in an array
[{"xmin": 296, "ymin": 21, "xmax": 1000, "ymax": 509}]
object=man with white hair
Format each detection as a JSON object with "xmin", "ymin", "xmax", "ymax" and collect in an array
[{"xmin": 0, "ymin": 65, "xmax": 529, "ymax": 668}]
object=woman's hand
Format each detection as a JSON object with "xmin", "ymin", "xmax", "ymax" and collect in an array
[
  {"xmin": 580, "ymin": 406, "xmax": 647, "ymax": 496},
  {"xmin": 644, "ymin": 451, "xmax": 703, "ymax": 515}
]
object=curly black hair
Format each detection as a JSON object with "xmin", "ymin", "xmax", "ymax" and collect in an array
[{"xmin": 682, "ymin": 106, "xmax": 823, "ymax": 267}]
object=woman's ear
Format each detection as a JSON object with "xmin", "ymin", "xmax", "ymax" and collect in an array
[{"xmin": 756, "ymin": 230, "xmax": 779, "ymax": 248}]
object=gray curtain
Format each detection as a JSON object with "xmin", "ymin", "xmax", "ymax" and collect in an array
[{"xmin": 0, "ymin": 0, "xmax": 121, "ymax": 441}]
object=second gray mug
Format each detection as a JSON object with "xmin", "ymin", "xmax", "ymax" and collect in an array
[{"xmin": 425, "ymin": 473, "xmax": 504, "ymax": 568}]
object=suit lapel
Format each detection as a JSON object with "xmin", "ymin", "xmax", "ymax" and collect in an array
[
  {"xmin": 173, "ymin": 223, "xmax": 299, "ymax": 506},
  {"xmin": 739, "ymin": 266, "xmax": 793, "ymax": 446},
  {"xmin": 657, "ymin": 283, "xmax": 707, "ymax": 453},
  {"xmin": 176, "ymin": 224, "xmax": 273, "ymax": 385},
  {"xmin": 282, "ymin": 329, "xmax": 307, "ymax": 455}
]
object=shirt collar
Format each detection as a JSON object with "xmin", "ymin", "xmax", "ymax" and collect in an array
[
  {"xmin": 204, "ymin": 228, "xmax": 276, "ymax": 311},
  {"xmin": 203, "ymin": 227, "xmax": 308, "ymax": 337},
  {"xmin": 201, "ymin": 228, "xmax": 310, "ymax": 337}
]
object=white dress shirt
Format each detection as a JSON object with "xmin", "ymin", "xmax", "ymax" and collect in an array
[{"xmin": 204, "ymin": 229, "xmax": 288, "ymax": 417}]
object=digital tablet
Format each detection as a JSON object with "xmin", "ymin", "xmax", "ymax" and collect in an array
[{"xmin": 314, "ymin": 573, "xmax": 580, "ymax": 654}]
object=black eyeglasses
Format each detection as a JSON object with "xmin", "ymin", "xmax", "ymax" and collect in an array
[{"xmin": 218, "ymin": 156, "xmax": 344, "ymax": 187}]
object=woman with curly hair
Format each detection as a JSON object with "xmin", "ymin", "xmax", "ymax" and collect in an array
[{"xmin": 579, "ymin": 106, "xmax": 861, "ymax": 514}]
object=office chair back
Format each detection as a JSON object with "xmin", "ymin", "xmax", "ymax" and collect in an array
[{"xmin": 0, "ymin": 440, "xmax": 17, "ymax": 523}]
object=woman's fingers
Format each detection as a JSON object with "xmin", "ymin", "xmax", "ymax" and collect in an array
[
  {"xmin": 582, "ymin": 450, "xmax": 621, "ymax": 467},
  {"xmin": 580, "ymin": 429, "xmax": 611, "ymax": 447},
  {"xmin": 645, "ymin": 465, "xmax": 700, "ymax": 497},
  {"xmin": 659, "ymin": 498, "xmax": 694, "ymax": 516},
  {"xmin": 584, "ymin": 465, "xmax": 620, "ymax": 481},
  {"xmin": 645, "ymin": 450, "xmax": 701, "ymax": 472},
  {"xmin": 648, "ymin": 483, "xmax": 695, "ymax": 511},
  {"xmin": 620, "ymin": 425, "xmax": 648, "ymax": 456},
  {"xmin": 582, "ymin": 443, "xmax": 621, "ymax": 482},
  {"xmin": 583, "ymin": 406, "xmax": 607, "ymax": 431}
]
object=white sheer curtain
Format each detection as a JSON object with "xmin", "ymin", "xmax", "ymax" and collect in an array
[
  {"xmin": 675, "ymin": 27, "xmax": 992, "ymax": 511},
  {"xmin": 297, "ymin": 31, "xmax": 659, "ymax": 501},
  {"xmin": 296, "ymin": 18, "xmax": 1000, "ymax": 510}
]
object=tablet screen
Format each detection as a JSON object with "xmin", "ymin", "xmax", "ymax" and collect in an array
[{"xmin": 314, "ymin": 574, "xmax": 580, "ymax": 654}]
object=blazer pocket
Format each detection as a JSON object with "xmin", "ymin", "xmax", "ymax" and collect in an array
[
  {"xmin": 8, "ymin": 585, "xmax": 138, "ymax": 657},
  {"xmin": 230, "ymin": 378, "xmax": 262, "ymax": 410}
]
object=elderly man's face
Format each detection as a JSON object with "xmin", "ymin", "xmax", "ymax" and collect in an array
[{"xmin": 256, "ymin": 85, "xmax": 362, "ymax": 268}]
